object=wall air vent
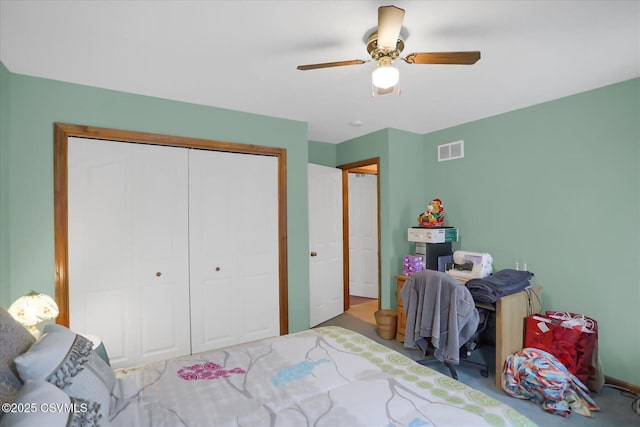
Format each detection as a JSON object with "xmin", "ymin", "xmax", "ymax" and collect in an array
[{"xmin": 438, "ymin": 140, "xmax": 464, "ymax": 162}]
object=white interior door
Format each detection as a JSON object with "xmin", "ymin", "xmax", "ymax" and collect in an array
[
  {"xmin": 308, "ymin": 163, "xmax": 344, "ymax": 327},
  {"xmin": 189, "ymin": 150, "xmax": 280, "ymax": 353},
  {"xmin": 68, "ymin": 138, "xmax": 191, "ymax": 368},
  {"xmin": 348, "ymin": 173, "xmax": 378, "ymax": 298}
]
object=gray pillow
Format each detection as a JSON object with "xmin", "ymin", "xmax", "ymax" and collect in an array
[
  {"xmin": 0, "ymin": 306, "xmax": 35, "ymax": 415},
  {"xmin": 14, "ymin": 324, "xmax": 115, "ymax": 423},
  {"xmin": 0, "ymin": 379, "xmax": 105, "ymax": 427}
]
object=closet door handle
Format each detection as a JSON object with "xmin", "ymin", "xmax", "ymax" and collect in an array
[
  {"xmin": 215, "ymin": 267, "xmax": 221, "ymax": 272},
  {"xmin": 155, "ymin": 272, "xmax": 162, "ymax": 277},
  {"xmin": 310, "ymin": 251, "xmax": 318, "ymax": 257}
]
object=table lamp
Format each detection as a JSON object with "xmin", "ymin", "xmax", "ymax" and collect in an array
[{"xmin": 8, "ymin": 290, "xmax": 59, "ymax": 338}]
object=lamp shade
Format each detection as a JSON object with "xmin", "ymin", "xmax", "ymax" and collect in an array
[
  {"xmin": 8, "ymin": 291, "xmax": 59, "ymax": 327},
  {"xmin": 372, "ymin": 63, "xmax": 399, "ymax": 89}
]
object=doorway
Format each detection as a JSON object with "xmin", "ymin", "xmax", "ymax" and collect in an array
[{"xmin": 339, "ymin": 158, "xmax": 380, "ymax": 324}]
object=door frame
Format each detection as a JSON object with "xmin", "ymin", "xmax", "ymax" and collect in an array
[
  {"xmin": 53, "ymin": 123, "xmax": 289, "ymax": 335},
  {"xmin": 338, "ymin": 158, "xmax": 380, "ymax": 312}
]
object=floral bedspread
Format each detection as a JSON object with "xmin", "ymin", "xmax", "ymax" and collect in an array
[{"xmin": 109, "ymin": 326, "xmax": 536, "ymax": 427}]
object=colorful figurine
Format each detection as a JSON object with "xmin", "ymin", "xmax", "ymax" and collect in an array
[{"xmin": 417, "ymin": 198, "xmax": 445, "ymax": 227}]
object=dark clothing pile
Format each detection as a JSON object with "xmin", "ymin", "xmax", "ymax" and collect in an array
[{"xmin": 465, "ymin": 269, "xmax": 533, "ymax": 303}]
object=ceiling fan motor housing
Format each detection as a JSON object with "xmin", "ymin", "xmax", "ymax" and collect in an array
[{"xmin": 366, "ymin": 32, "xmax": 404, "ymax": 60}]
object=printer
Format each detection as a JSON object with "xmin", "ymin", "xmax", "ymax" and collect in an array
[{"xmin": 446, "ymin": 251, "xmax": 493, "ymax": 283}]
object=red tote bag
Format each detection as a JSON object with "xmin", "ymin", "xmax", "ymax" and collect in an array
[{"xmin": 524, "ymin": 312, "xmax": 598, "ymax": 387}]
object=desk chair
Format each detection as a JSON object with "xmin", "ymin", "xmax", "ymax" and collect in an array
[
  {"xmin": 417, "ymin": 309, "xmax": 490, "ymax": 380},
  {"xmin": 401, "ymin": 269, "xmax": 489, "ymax": 380}
]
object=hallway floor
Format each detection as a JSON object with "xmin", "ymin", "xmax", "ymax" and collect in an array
[{"xmin": 346, "ymin": 295, "xmax": 377, "ymax": 325}]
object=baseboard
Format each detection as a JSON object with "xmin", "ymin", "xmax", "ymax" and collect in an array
[{"xmin": 605, "ymin": 375, "xmax": 640, "ymax": 395}]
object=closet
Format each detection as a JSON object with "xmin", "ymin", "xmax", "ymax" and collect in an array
[{"xmin": 62, "ymin": 133, "xmax": 282, "ymax": 368}]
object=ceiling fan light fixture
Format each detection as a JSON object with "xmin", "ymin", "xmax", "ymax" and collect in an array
[
  {"xmin": 371, "ymin": 58, "xmax": 399, "ymax": 89},
  {"xmin": 296, "ymin": 5, "xmax": 481, "ymax": 93}
]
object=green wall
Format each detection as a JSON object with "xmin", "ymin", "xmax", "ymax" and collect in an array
[
  {"xmin": 308, "ymin": 140, "xmax": 336, "ymax": 167},
  {"xmin": 0, "ymin": 65, "xmax": 311, "ymax": 332},
  {"xmin": 0, "ymin": 62, "xmax": 10, "ymax": 306},
  {"xmin": 317, "ymin": 78, "xmax": 640, "ymax": 385},
  {"xmin": 422, "ymin": 78, "xmax": 639, "ymax": 384}
]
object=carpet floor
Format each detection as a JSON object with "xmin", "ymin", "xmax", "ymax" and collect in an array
[{"xmin": 316, "ymin": 310, "xmax": 640, "ymax": 427}]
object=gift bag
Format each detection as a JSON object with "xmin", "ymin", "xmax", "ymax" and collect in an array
[
  {"xmin": 524, "ymin": 312, "xmax": 600, "ymax": 390},
  {"xmin": 545, "ymin": 311, "xmax": 603, "ymax": 392}
]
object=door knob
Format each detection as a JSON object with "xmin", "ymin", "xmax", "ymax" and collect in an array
[
  {"xmin": 155, "ymin": 272, "xmax": 162, "ymax": 277},
  {"xmin": 310, "ymin": 251, "xmax": 318, "ymax": 257}
]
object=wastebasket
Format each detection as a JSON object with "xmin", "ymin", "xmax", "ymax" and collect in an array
[{"xmin": 374, "ymin": 309, "xmax": 397, "ymax": 340}]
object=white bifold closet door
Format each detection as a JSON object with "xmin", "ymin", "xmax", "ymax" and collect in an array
[
  {"xmin": 68, "ymin": 138, "xmax": 280, "ymax": 368},
  {"xmin": 68, "ymin": 138, "xmax": 191, "ymax": 368},
  {"xmin": 188, "ymin": 149, "xmax": 279, "ymax": 353}
]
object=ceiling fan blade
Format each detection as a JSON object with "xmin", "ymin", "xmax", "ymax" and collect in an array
[
  {"xmin": 404, "ymin": 51, "xmax": 481, "ymax": 65},
  {"xmin": 377, "ymin": 5, "xmax": 405, "ymax": 50},
  {"xmin": 297, "ymin": 59, "xmax": 366, "ymax": 71}
]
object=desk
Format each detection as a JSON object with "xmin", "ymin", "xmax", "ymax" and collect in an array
[{"xmin": 395, "ymin": 274, "xmax": 542, "ymax": 389}]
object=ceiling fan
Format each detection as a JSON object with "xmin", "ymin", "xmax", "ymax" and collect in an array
[{"xmin": 297, "ymin": 5, "xmax": 481, "ymax": 94}]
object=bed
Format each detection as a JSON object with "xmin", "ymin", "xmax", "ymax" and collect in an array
[{"xmin": 1, "ymin": 305, "xmax": 537, "ymax": 427}]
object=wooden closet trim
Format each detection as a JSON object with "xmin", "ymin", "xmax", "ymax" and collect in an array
[{"xmin": 53, "ymin": 123, "xmax": 289, "ymax": 335}]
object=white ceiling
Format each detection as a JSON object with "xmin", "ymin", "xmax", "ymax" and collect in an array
[{"xmin": 1, "ymin": 1, "xmax": 639, "ymax": 144}]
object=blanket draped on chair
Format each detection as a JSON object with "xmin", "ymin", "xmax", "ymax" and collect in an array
[{"xmin": 401, "ymin": 270, "xmax": 479, "ymax": 364}]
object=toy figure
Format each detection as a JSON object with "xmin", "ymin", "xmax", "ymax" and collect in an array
[{"xmin": 417, "ymin": 198, "xmax": 445, "ymax": 227}]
